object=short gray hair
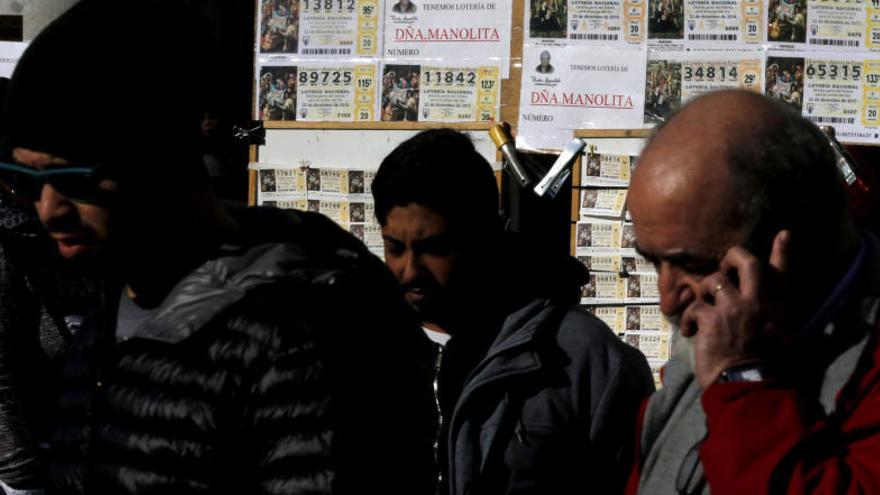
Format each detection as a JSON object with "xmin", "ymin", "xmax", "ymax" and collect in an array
[
  {"xmin": 646, "ymin": 93, "xmax": 846, "ymax": 259},
  {"xmin": 727, "ymin": 99, "xmax": 844, "ymax": 258}
]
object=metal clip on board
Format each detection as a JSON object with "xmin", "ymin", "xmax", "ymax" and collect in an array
[
  {"xmin": 489, "ymin": 123, "xmax": 584, "ymax": 199},
  {"xmin": 233, "ymin": 121, "xmax": 266, "ymax": 146},
  {"xmin": 534, "ymin": 138, "xmax": 585, "ymax": 198},
  {"xmin": 490, "ymin": 123, "xmax": 535, "ymax": 188}
]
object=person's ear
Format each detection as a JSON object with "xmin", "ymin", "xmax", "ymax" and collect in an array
[{"xmin": 768, "ymin": 229, "xmax": 791, "ymax": 273}]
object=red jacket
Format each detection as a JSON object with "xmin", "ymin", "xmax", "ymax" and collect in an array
[
  {"xmin": 624, "ymin": 399, "xmax": 651, "ymax": 495},
  {"xmin": 628, "ymin": 234, "xmax": 880, "ymax": 494},
  {"xmin": 700, "ymin": 327, "xmax": 880, "ymax": 494}
]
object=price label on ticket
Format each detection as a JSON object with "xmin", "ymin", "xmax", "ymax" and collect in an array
[
  {"xmin": 380, "ymin": 63, "xmax": 500, "ymax": 122},
  {"xmin": 258, "ymin": 62, "xmax": 378, "ymax": 121},
  {"xmin": 644, "ymin": 51, "xmax": 763, "ymax": 124},
  {"xmin": 526, "ymin": 0, "xmax": 648, "ymax": 46},
  {"xmin": 863, "ymin": 60, "xmax": 880, "ymax": 128},
  {"xmin": 766, "ymin": 51, "xmax": 880, "ymax": 143},
  {"xmin": 258, "ymin": 0, "xmax": 380, "ymax": 56}
]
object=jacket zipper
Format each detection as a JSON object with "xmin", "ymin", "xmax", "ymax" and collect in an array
[{"xmin": 433, "ymin": 344, "xmax": 444, "ymax": 494}]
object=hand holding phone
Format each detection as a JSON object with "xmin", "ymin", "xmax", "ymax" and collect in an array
[{"xmin": 682, "ymin": 230, "xmax": 791, "ymax": 389}]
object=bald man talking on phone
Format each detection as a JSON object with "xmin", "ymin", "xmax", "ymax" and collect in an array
[{"xmin": 625, "ymin": 90, "xmax": 880, "ymax": 495}]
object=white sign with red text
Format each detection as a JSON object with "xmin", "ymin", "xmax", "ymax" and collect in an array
[
  {"xmin": 517, "ymin": 45, "xmax": 647, "ymax": 150},
  {"xmin": 383, "ymin": 0, "xmax": 512, "ymax": 76}
]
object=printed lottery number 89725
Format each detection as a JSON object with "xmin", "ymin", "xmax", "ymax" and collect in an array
[{"xmin": 299, "ymin": 71, "xmax": 354, "ymax": 85}]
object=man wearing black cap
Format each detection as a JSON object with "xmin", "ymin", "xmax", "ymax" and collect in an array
[{"xmin": 1, "ymin": 1, "xmax": 433, "ymax": 494}]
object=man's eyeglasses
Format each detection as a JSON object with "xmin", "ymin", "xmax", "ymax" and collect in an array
[{"xmin": 0, "ymin": 161, "xmax": 110, "ymax": 203}]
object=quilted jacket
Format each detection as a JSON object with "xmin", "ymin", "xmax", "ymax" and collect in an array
[{"xmin": 46, "ymin": 206, "xmax": 435, "ymax": 495}]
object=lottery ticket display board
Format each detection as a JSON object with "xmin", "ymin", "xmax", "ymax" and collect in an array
[
  {"xmin": 516, "ymin": 0, "xmax": 880, "ymax": 147},
  {"xmin": 251, "ymin": 162, "xmax": 384, "ymax": 257},
  {"xmin": 572, "ymin": 141, "xmax": 673, "ymax": 387},
  {"xmin": 256, "ymin": 0, "xmax": 507, "ymax": 123}
]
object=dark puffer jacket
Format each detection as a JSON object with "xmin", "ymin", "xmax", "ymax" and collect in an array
[{"xmin": 46, "ymin": 206, "xmax": 435, "ymax": 495}]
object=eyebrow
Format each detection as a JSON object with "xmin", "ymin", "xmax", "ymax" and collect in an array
[
  {"xmin": 633, "ymin": 243, "xmax": 659, "ymax": 263},
  {"xmin": 634, "ymin": 243, "xmax": 716, "ymax": 266},
  {"xmin": 381, "ymin": 233, "xmax": 455, "ymax": 251}
]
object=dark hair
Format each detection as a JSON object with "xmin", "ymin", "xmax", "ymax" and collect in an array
[
  {"xmin": 728, "ymin": 99, "xmax": 845, "ymax": 259},
  {"xmin": 372, "ymin": 129, "xmax": 501, "ymax": 236}
]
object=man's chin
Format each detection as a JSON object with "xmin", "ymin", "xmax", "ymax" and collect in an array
[
  {"xmin": 666, "ymin": 314, "xmax": 696, "ymax": 372},
  {"xmin": 54, "ymin": 242, "xmax": 110, "ymax": 275},
  {"xmin": 405, "ymin": 297, "xmax": 442, "ymax": 323}
]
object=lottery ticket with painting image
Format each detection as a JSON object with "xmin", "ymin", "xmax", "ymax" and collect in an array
[
  {"xmin": 258, "ymin": 0, "xmax": 381, "ymax": 56},
  {"xmin": 257, "ymin": 61, "xmax": 378, "ymax": 121},
  {"xmin": 644, "ymin": 49, "xmax": 763, "ymax": 124},
  {"xmin": 525, "ymin": 0, "xmax": 647, "ymax": 47},
  {"xmin": 646, "ymin": 0, "xmax": 763, "ymax": 47},
  {"xmin": 379, "ymin": 62, "xmax": 500, "ymax": 122},
  {"xmin": 765, "ymin": 50, "xmax": 880, "ymax": 144}
]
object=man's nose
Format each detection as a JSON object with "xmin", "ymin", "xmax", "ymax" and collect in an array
[
  {"xmin": 657, "ymin": 262, "xmax": 698, "ymax": 317},
  {"xmin": 399, "ymin": 251, "xmax": 423, "ymax": 284},
  {"xmin": 34, "ymin": 183, "xmax": 74, "ymax": 226}
]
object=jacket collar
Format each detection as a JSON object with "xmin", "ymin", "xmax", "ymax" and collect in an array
[
  {"xmin": 118, "ymin": 206, "xmax": 362, "ymax": 344},
  {"xmin": 448, "ymin": 299, "xmax": 564, "ymax": 493},
  {"xmin": 133, "ymin": 241, "xmax": 341, "ymax": 344},
  {"xmin": 457, "ymin": 299, "xmax": 559, "ymax": 402}
]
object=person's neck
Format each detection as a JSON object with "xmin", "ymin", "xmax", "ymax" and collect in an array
[
  {"xmin": 442, "ymin": 288, "xmax": 517, "ymax": 342},
  {"xmin": 423, "ymin": 321, "xmax": 448, "ymax": 334}
]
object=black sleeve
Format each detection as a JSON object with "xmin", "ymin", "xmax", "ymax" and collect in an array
[
  {"xmin": 590, "ymin": 346, "xmax": 655, "ymax": 495},
  {"xmin": 0, "ymin": 240, "xmax": 44, "ymax": 489}
]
